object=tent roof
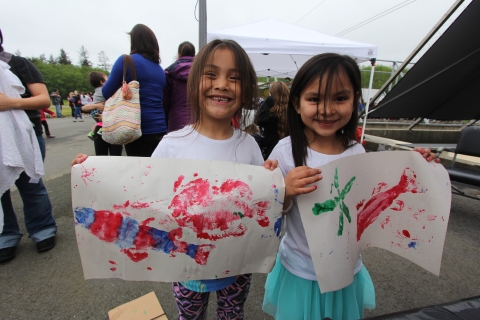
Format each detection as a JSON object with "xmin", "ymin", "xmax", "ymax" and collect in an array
[
  {"xmin": 369, "ymin": 1, "xmax": 480, "ymax": 121},
  {"xmin": 207, "ymin": 19, "xmax": 378, "ymax": 77}
]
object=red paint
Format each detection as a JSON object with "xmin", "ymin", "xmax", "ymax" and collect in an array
[
  {"xmin": 390, "ymin": 200, "xmax": 404, "ymax": 211},
  {"xmin": 121, "ymin": 249, "xmax": 149, "ymax": 262},
  {"xmin": 110, "ymin": 267, "xmax": 117, "ymax": 272},
  {"xmin": 193, "ymin": 173, "xmax": 198, "ymax": 177},
  {"xmin": 372, "ymin": 182, "xmax": 388, "ymax": 195},
  {"xmin": 313, "ymin": 185, "xmax": 317, "ymax": 190},
  {"xmin": 130, "ymin": 201, "xmax": 150, "ymax": 209},
  {"xmin": 173, "ymin": 175, "xmax": 185, "ymax": 192},
  {"xmin": 88, "ymin": 210, "xmax": 123, "ymax": 242},
  {"xmin": 147, "ymin": 267, "xmax": 152, "ymax": 270},
  {"xmin": 225, "ymin": 270, "xmax": 230, "ymax": 274},
  {"xmin": 108, "ymin": 260, "xmax": 116, "ymax": 265},
  {"xmin": 81, "ymin": 166, "xmax": 96, "ymax": 185},
  {"xmin": 168, "ymin": 176, "xmax": 270, "ymax": 241},
  {"xmin": 402, "ymin": 230, "xmax": 411, "ymax": 238},
  {"xmin": 442, "ymin": 216, "xmax": 444, "ymax": 221},
  {"xmin": 357, "ymin": 168, "xmax": 418, "ymax": 241},
  {"xmin": 356, "ymin": 199, "xmax": 365, "ymax": 210},
  {"xmin": 413, "ymin": 209, "xmax": 425, "ymax": 221},
  {"xmin": 271, "ymin": 184, "xmax": 276, "ymax": 188},
  {"xmin": 427, "ymin": 215, "xmax": 437, "ymax": 221},
  {"xmin": 380, "ymin": 216, "xmax": 391, "ymax": 229},
  {"xmin": 113, "ymin": 200, "xmax": 130, "ymax": 210},
  {"xmin": 423, "ymin": 226, "xmax": 425, "ymax": 229}
]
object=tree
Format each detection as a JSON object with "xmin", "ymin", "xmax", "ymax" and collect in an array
[
  {"xmin": 14, "ymin": 49, "xmax": 21, "ymax": 56},
  {"xmin": 48, "ymin": 54, "xmax": 58, "ymax": 64},
  {"xmin": 97, "ymin": 50, "xmax": 111, "ymax": 71},
  {"xmin": 39, "ymin": 54, "xmax": 47, "ymax": 63},
  {"xmin": 78, "ymin": 45, "xmax": 92, "ymax": 67},
  {"xmin": 57, "ymin": 48, "xmax": 72, "ymax": 65}
]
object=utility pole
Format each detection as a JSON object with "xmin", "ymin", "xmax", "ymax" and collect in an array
[{"xmin": 199, "ymin": 0, "xmax": 207, "ymax": 48}]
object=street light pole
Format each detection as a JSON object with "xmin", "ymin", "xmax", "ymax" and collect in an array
[{"xmin": 199, "ymin": 0, "xmax": 207, "ymax": 48}]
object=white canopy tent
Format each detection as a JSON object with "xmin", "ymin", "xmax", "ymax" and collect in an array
[{"xmin": 207, "ymin": 18, "xmax": 378, "ymax": 78}]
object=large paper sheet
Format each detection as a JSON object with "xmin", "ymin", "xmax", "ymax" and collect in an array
[
  {"xmin": 297, "ymin": 151, "xmax": 451, "ymax": 293},
  {"xmin": 72, "ymin": 157, "xmax": 284, "ymax": 282}
]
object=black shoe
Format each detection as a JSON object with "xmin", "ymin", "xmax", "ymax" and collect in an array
[
  {"xmin": 0, "ymin": 246, "xmax": 16, "ymax": 263},
  {"xmin": 37, "ymin": 236, "xmax": 56, "ymax": 253}
]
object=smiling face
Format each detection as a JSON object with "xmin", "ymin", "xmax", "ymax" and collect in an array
[
  {"xmin": 295, "ymin": 71, "xmax": 356, "ymax": 148},
  {"xmin": 199, "ymin": 47, "xmax": 242, "ymax": 125}
]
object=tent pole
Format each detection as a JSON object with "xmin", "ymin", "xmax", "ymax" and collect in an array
[
  {"xmin": 368, "ymin": 0, "xmax": 464, "ymax": 109},
  {"xmin": 360, "ymin": 59, "xmax": 376, "ymax": 144},
  {"xmin": 199, "ymin": 0, "xmax": 207, "ymax": 48}
]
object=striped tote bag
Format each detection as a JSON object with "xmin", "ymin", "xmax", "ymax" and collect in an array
[{"xmin": 102, "ymin": 55, "xmax": 141, "ymax": 145}]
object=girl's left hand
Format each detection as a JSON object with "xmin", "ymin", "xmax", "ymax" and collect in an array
[
  {"xmin": 413, "ymin": 147, "xmax": 441, "ymax": 163},
  {"xmin": 263, "ymin": 159, "xmax": 278, "ymax": 171}
]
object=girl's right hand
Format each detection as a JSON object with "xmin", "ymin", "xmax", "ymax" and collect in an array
[
  {"xmin": 285, "ymin": 166, "xmax": 322, "ymax": 198},
  {"xmin": 71, "ymin": 154, "xmax": 88, "ymax": 167}
]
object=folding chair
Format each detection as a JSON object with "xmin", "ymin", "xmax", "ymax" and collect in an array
[{"xmin": 445, "ymin": 126, "xmax": 480, "ymax": 200}]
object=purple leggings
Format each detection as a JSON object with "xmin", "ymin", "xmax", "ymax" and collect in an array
[{"xmin": 172, "ymin": 274, "xmax": 252, "ymax": 320}]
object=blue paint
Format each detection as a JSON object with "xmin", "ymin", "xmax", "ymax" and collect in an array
[
  {"xmin": 186, "ymin": 244, "xmax": 199, "ymax": 259},
  {"xmin": 274, "ymin": 217, "xmax": 282, "ymax": 238},
  {"xmin": 329, "ymin": 250, "xmax": 334, "ymax": 254},
  {"xmin": 116, "ymin": 217, "xmax": 139, "ymax": 249},
  {"xmin": 408, "ymin": 241, "xmax": 417, "ymax": 249},
  {"xmin": 149, "ymin": 228, "xmax": 175, "ymax": 254},
  {"xmin": 74, "ymin": 207, "xmax": 95, "ymax": 228}
]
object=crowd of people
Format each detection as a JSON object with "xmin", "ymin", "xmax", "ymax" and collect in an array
[{"xmin": 1, "ymin": 24, "xmax": 441, "ymax": 320}]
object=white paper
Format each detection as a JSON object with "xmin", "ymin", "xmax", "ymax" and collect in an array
[
  {"xmin": 72, "ymin": 157, "xmax": 284, "ymax": 282},
  {"xmin": 297, "ymin": 151, "xmax": 451, "ymax": 292}
]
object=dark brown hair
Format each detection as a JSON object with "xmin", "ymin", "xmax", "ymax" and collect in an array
[
  {"xmin": 88, "ymin": 71, "xmax": 107, "ymax": 88},
  {"xmin": 288, "ymin": 53, "xmax": 361, "ymax": 167},
  {"xmin": 269, "ymin": 81, "xmax": 289, "ymax": 138},
  {"xmin": 178, "ymin": 41, "xmax": 195, "ymax": 57},
  {"xmin": 128, "ymin": 24, "xmax": 160, "ymax": 64},
  {"xmin": 187, "ymin": 39, "xmax": 258, "ymax": 129}
]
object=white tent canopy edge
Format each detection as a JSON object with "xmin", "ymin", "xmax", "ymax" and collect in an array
[{"xmin": 207, "ymin": 18, "xmax": 378, "ymax": 78}]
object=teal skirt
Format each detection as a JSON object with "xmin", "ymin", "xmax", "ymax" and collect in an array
[{"xmin": 263, "ymin": 255, "xmax": 375, "ymax": 320}]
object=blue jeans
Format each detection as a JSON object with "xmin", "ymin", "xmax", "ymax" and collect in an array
[
  {"xmin": 55, "ymin": 104, "xmax": 63, "ymax": 117},
  {"xmin": 74, "ymin": 106, "xmax": 83, "ymax": 119},
  {"xmin": 0, "ymin": 135, "xmax": 57, "ymax": 249}
]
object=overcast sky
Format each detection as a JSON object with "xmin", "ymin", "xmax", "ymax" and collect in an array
[{"xmin": 0, "ymin": 0, "xmax": 471, "ymax": 69}]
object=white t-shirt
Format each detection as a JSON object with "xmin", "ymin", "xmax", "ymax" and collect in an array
[
  {"xmin": 269, "ymin": 137, "xmax": 365, "ymax": 281},
  {"xmin": 152, "ymin": 125, "xmax": 263, "ymax": 165}
]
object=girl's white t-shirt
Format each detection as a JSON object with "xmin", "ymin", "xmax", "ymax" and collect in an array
[
  {"xmin": 269, "ymin": 137, "xmax": 365, "ymax": 281},
  {"xmin": 151, "ymin": 125, "xmax": 263, "ymax": 165}
]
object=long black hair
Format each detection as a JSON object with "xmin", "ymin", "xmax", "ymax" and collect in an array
[{"xmin": 288, "ymin": 53, "xmax": 361, "ymax": 167}]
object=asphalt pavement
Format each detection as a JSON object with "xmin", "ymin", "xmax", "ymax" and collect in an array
[{"xmin": 0, "ymin": 116, "xmax": 479, "ymax": 319}]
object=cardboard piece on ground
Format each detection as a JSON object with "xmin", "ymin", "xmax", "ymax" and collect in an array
[{"xmin": 108, "ymin": 291, "xmax": 167, "ymax": 320}]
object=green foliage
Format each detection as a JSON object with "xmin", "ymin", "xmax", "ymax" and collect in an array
[
  {"xmin": 360, "ymin": 65, "xmax": 408, "ymax": 89},
  {"xmin": 31, "ymin": 60, "xmax": 109, "ymax": 98}
]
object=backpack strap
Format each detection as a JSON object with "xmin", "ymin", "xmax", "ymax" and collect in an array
[{"xmin": 122, "ymin": 54, "xmax": 137, "ymax": 81}]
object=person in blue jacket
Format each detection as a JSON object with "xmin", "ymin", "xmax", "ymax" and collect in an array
[{"xmin": 102, "ymin": 24, "xmax": 167, "ymax": 157}]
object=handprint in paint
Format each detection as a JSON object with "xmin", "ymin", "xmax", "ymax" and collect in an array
[
  {"xmin": 311, "ymin": 168, "xmax": 356, "ymax": 236},
  {"xmin": 164, "ymin": 176, "xmax": 271, "ymax": 241},
  {"xmin": 74, "ymin": 207, "xmax": 214, "ymax": 264}
]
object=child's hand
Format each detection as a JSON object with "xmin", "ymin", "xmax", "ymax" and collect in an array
[
  {"xmin": 71, "ymin": 154, "xmax": 88, "ymax": 167},
  {"xmin": 263, "ymin": 159, "xmax": 278, "ymax": 171},
  {"xmin": 413, "ymin": 147, "xmax": 441, "ymax": 163},
  {"xmin": 285, "ymin": 166, "xmax": 322, "ymax": 197}
]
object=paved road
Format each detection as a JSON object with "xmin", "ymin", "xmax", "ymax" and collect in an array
[{"xmin": 1, "ymin": 117, "xmax": 479, "ymax": 319}]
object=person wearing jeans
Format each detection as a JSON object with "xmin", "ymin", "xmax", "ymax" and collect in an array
[
  {"xmin": 0, "ymin": 29, "xmax": 57, "ymax": 263},
  {"xmin": 72, "ymin": 90, "xmax": 83, "ymax": 122},
  {"xmin": 50, "ymin": 89, "xmax": 63, "ymax": 118}
]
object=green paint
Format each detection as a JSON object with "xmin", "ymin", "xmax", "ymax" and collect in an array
[
  {"xmin": 144, "ymin": 310, "xmax": 147, "ymax": 315},
  {"xmin": 134, "ymin": 310, "xmax": 137, "ymax": 313},
  {"xmin": 233, "ymin": 212, "xmax": 244, "ymax": 218},
  {"xmin": 311, "ymin": 167, "xmax": 356, "ymax": 236}
]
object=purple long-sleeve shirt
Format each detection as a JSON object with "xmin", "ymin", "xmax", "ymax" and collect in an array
[{"xmin": 163, "ymin": 56, "xmax": 194, "ymax": 133}]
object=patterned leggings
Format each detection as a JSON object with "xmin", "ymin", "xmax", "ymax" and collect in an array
[{"xmin": 172, "ymin": 274, "xmax": 252, "ymax": 320}]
